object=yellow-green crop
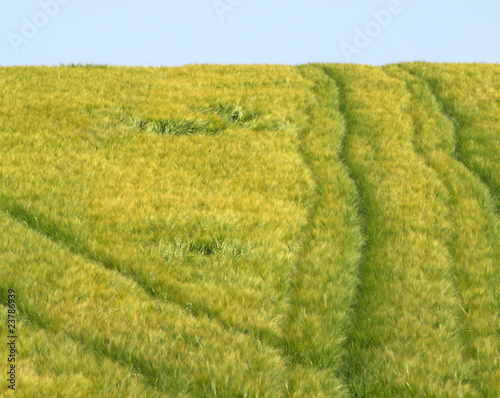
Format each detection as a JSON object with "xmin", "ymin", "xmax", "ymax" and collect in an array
[{"xmin": 0, "ymin": 63, "xmax": 498, "ymax": 396}]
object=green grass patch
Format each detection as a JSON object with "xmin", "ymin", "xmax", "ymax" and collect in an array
[{"xmin": 127, "ymin": 116, "xmax": 227, "ymax": 135}]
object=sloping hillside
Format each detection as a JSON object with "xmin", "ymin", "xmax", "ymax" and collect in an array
[{"xmin": 1, "ymin": 63, "xmax": 498, "ymax": 397}]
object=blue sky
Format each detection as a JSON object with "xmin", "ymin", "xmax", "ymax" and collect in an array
[{"xmin": 1, "ymin": 0, "xmax": 499, "ymax": 66}]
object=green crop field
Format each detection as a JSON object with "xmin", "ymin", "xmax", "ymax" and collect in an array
[{"xmin": 1, "ymin": 63, "xmax": 498, "ymax": 397}]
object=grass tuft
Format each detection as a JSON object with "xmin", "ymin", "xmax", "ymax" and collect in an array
[
  {"xmin": 203, "ymin": 101, "xmax": 260, "ymax": 123},
  {"xmin": 128, "ymin": 116, "xmax": 226, "ymax": 135}
]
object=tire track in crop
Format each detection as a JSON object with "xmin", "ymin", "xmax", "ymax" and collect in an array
[
  {"xmin": 402, "ymin": 67, "xmax": 499, "ymax": 215},
  {"xmin": 402, "ymin": 64, "xmax": 499, "ymax": 221},
  {"xmin": 0, "ymin": 166, "xmax": 292, "ymax": 391},
  {"xmin": 320, "ymin": 66, "xmax": 373, "ymax": 395},
  {"xmin": 24, "ymin": 310, "xmax": 164, "ymax": 394},
  {"xmin": 0, "ymin": 209, "xmax": 289, "ymax": 396},
  {"xmin": 320, "ymin": 65, "xmax": 371, "ymax": 378},
  {"xmin": 0, "ymin": 207, "xmax": 179, "ymax": 393},
  {"xmin": 327, "ymin": 65, "xmax": 472, "ymax": 396},
  {"xmin": 0, "ymin": 202, "xmax": 289, "ymax": 393},
  {"xmin": 385, "ymin": 65, "xmax": 480, "ymax": 395},
  {"xmin": 0, "ymin": 240, "xmax": 167, "ymax": 394},
  {"xmin": 395, "ymin": 65, "xmax": 500, "ymax": 394},
  {"xmin": 0, "ymin": 297, "xmax": 164, "ymax": 397},
  {"xmin": 279, "ymin": 65, "xmax": 365, "ymax": 396},
  {"xmin": 0, "ymin": 196, "xmax": 286, "ymax": 349},
  {"xmin": 0, "ymin": 198, "xmax": 183, "ymax": 299},
  {"xmin": 280, "ymin": 88, "xmax": 332, "ymax": 394}
]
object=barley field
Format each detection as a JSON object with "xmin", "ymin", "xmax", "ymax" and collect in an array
[{"xmin": 1, "ymin": 63, "xmax": 498, "ymax": 397}]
